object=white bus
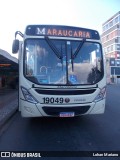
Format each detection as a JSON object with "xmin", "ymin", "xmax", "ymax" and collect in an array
[{"xmin": 12, "ymin": 25, "xmax": 106, "ymax": 117}]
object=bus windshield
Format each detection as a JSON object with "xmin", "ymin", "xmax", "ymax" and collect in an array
[{"xmin": 24, "ymin": 38, "xmax": 103, "ymax": 85}]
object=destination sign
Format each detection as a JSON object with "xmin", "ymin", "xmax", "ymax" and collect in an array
[{"xmin": 25, "ymin": 25, "xmax": 100, "ymax": 40}]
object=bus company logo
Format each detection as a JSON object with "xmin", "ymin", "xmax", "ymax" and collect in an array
[
  {"xmin": 36, "ymin": 27, "xmax": 46, "ymax": 35},
  {"xmin": 65, "ymin": 98, "xmax": 70, "ymax": 103}
]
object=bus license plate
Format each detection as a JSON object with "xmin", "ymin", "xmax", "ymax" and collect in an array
[{"xmin": 59, "ymin": 112, "xmax": 75, "ymax": 117}]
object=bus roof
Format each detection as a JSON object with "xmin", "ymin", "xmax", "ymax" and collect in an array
[{"xmin": 25, "ymin": 25, "xmax": 100, "ymax": 40}]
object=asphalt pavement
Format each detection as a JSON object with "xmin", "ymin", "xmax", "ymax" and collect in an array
[{"xmin": 0, "ymin": 88, "xmax": 18, "ymax": 128}]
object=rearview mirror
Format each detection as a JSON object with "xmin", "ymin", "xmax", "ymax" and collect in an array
[{"xmin": 12, "ymin": 39, "xmax": 19, "ymax": 53}]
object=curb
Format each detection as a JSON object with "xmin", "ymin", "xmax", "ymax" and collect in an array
[{"xmin": 0, "ymin": 99, "xmax": 18, "ymax": 128}]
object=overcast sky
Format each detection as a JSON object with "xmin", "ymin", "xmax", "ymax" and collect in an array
[{"xmin": 0, "ymin": 0, "xmax": 119, "ymax": 57}]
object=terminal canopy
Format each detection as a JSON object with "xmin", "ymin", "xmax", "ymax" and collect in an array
[{"xmin": 0, "ymin": 49, "xmax": 18, "ymax": 75}]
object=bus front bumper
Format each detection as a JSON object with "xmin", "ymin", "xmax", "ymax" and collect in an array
[{"xmin": 20, "ymin": 99, "xmax": 105, "ymax": 117}]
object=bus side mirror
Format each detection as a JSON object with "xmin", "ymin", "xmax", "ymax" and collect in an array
[{"xmin": 12, "ymin": 39, "xmax": 19, "ymax": 53}]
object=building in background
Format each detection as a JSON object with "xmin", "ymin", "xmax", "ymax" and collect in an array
[{"xmin": 101, "ymin": 11, "xmax": 120, "ymax": 83}]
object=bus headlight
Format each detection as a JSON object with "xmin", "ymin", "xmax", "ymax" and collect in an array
[
  {"xmin": 21, "ymin": 86, "xmax": 38, "ymax": 104},
  {"xmin": 94, "ymin": 87, "xmax": 106, "ymax": 102}
]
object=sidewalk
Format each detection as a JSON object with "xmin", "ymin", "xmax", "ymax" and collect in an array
[{"xmin": 0, "ymin": 88, "xmax": 18, "ymax": 128}]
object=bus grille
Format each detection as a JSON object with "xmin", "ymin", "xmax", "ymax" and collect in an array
[
  {"xmin": 42, "ymin": 106, "xmax": 90, "ymax": 116},
  {"xmin": 35, "ymin": 89, "xmax": 96, "ymax": 95}
]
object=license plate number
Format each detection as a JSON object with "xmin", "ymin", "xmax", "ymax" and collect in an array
[{"xmin": 59, "ymin": 112, "xmax": 75, "ymax": 117}]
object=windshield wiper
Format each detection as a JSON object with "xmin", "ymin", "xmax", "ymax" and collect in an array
[
  {"xmin": 72, "ymin": 38, "xmax": 86, "ymax": 59},
  {"xmin": 71, "ymin": 44, "xmax": 74, "ymax": 72},
  {"xmin": 61, "ymin": 44, "xmax": 64, "ymax": 71},
  {"xmin": 45, "ymin": 36, "xmax": 62, "ymax": 60}
]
